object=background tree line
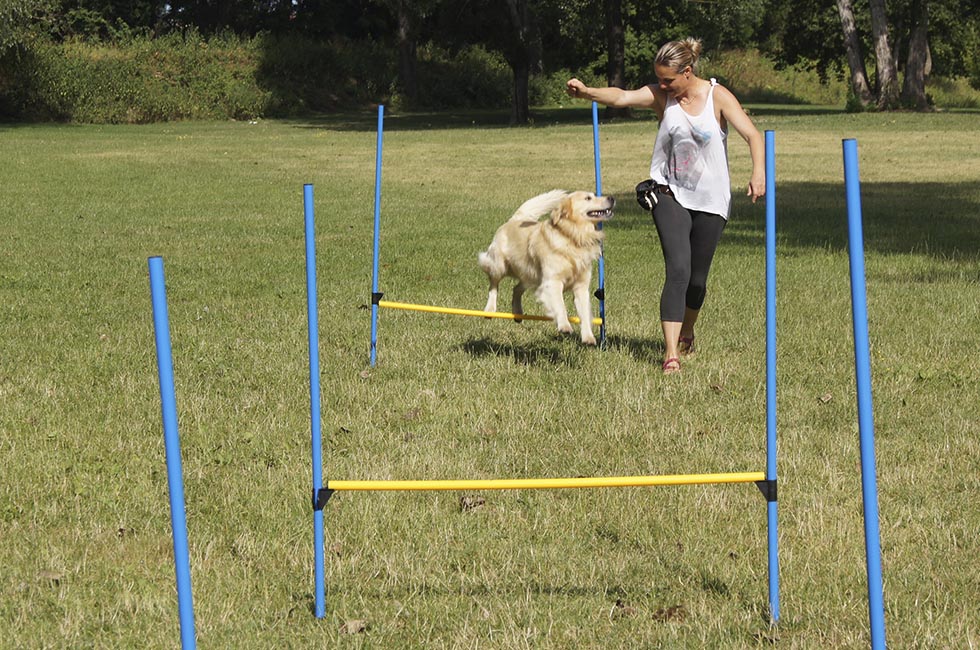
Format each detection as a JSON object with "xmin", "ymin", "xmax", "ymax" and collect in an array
[{"xmin": 2, "ymin": 0, "xmax": 978, "ymax": 122}]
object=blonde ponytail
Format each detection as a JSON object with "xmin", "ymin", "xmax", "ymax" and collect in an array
[{"xmin": 655, "ymin": 38, "xmax": 704, "ymax": 74}]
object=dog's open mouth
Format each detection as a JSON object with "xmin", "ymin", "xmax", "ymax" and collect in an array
[{"xmin": 587, "ymin": 208, "xmax": 614, "ymax": 220}]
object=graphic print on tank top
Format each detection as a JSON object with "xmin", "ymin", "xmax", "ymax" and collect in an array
[{"xmin": 664, "ymin": 122, "xmax": 714, "ymax": 192}]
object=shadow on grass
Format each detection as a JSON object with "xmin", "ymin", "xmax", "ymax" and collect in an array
[
  {"xmin": 603, "ymin": 334, "xmax": 664, "ymax": 364},
  {"xmin": 282, "ymin": 106, "xmax": 618, "ymax": 132},
  {"xmin": 602, "ymin": 180, "xmax": 980, "ymax": 263},
  {"xmin": 282, "ymin": 104, "xmax": 864, "ymax": 132},
  {"xmin": 458, "ymin": 336, "xmax": 586, "ymax": 366},
  {"xmin": 457, "ymin": 333, "xmax": 664, "ymax": 366}
]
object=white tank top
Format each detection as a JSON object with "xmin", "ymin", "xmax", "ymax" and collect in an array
[{"xmin": 649, "ymin": 78, "xmax": 731, "ymax": 218}]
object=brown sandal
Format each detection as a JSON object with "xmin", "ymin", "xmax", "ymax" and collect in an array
[{"xmin": 662, "ymin": 357, "xmax": 681, "ymax": 374}]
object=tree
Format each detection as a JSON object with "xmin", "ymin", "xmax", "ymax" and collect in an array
[
  {"xmin": 836, "ymin": 0, "xmax": 874, "ymax": 107},
  {"xmin": 503, "ymin": 0, "xmax": 538, "ymax": 124},
  {"xmin": 394, "ymin": 1, "xmax": 418, "ymax": 103},
  {"xmin": 901, "ymin": 0, "xmax": 931, "ymax": 109},
  {"xmin": 604, "ymin": 0, "xmax": 630, "ymax": 118},
  {"xmin": 868, "ymin": 0, "xmax": 900, "ymax": 108},
  {"xmin": 1, "ymin": 0, "xmax": 55, "ymax": 51},
  {"xmin": 369, "ymin": 0, "xmax": 440, "ymax": 105}
]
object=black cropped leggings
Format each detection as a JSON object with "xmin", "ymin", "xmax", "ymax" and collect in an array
[{"xmin": 651, "ymin": 193, "xmax": 726, "ymax": 323}]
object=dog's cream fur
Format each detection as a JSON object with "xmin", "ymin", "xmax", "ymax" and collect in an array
[{"xmin": 478, "ymin": 190, "xmax": 614, "ymax": 345}]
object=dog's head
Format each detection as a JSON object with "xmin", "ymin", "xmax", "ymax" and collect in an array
[{"xmin": 551, "ymin": 191, "xmax": 616, "ymax": 226}]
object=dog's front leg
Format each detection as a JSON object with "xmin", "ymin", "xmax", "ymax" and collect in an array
[
  {"xmin": 572, "ymin": 280, "xmax": 596, "ymax": 345},
  {"xmin": 538, "ymin": 280, "xmax": 573, "ymax": 334}
]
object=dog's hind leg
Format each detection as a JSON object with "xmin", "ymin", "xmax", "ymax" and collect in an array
[
  {"xmin": 572, "ymin": 279, "xmax": 596, "ymax": 345},
  {"xmin": 483, "ymin": 278, "xmax": 499, "ymax": 314},
  {"xmin": 510, "ymin": 283, "xmax": 526, "ymax": 323},
  {"xmin": 479, "ymin": 250, "xmax": 502, "ymax": 314}
]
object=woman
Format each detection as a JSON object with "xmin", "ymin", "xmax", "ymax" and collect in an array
[{"xmin": 566, "ymin": 38, "xmax": 765, "ymax": 374}]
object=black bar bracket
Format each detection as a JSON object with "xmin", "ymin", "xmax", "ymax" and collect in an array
[
  {"xmin": 313, "ymin": 487, "xmax": 334, "ymax": 511},
  {"xmin": 594, "ymin": 288, "xmax": 605, "ymax": 301},
  {"xmin": 371, "ymin": 292, "xmax": 384, "ymax": 305},
  {"xmin": 755, "ymin": 479, "xmax": 777, "ymax": 503}
]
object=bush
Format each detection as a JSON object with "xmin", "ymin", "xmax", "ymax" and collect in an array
[
  {"xmin": 703, "ymin": 49, "xmax": 847, "ymax": 106},
  {"xmin": 0, "ymin": 31, "xmax": 273, "ymax": 123},
  {"xmin": 18, "ymin": 35, "xmax": 976, "ymax": 123},
  {"xmin": 405, "ymin": 43, "xmax": 511, "ymax": 111},
  {"xmin": 256, "ymin": 34, "xmax": 395, "ymax": 115},
  {"xmin": 925, "ymin": 76, "xmax": 980, "ymax": 110}
]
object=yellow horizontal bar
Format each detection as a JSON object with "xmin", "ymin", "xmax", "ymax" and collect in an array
[
  {"xmin": 378, "ymin": 300, "xmax": 603, "ymax": 325},
  {"xmin": 327, "ymin": 472, "xmax": 765, "ymax": 492}
]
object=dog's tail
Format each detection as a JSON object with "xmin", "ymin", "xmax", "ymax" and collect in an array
[
  {"xmin": 477, "ymin": 249, "xmax": 494, "ymax": 275},
  {"xmin": 509, "ymin": 189, "xmax": 567, "ymax": 221}
]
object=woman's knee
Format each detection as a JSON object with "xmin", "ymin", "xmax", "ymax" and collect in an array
[
  {"xmin": 686, "ymin": 283, "xmax": 707, "ymax": 310},
  {"xmin": 663, "ymin": 257, "xmax": 691, "ymax": 284}
]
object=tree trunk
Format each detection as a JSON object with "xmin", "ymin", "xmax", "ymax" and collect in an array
[
  {"xmin": 901, "ymin": 0, "xmax": 931, "ymax": 110},
  {"xmin": 504, "ymin": 0, "xmax": 532, "ymax": 125},
  {"xmin": 836, "ymin": 0, "xmax": 874, "ymax": 107},
  {"xmin": 869, "ymin": 0, "xmax": 900, "ymax": 109},
  {"xmin": 604, "ymin": 0, "xmax": 630, "ymax": 119},
  {"xmin": 395, "ymin": 1, "xmax": 418, "ymax": 104},
  {"xmin": 511, "ymin": 64, "xmax": 531, "ymax": 125}
]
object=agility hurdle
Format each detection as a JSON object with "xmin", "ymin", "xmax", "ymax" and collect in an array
[
  {"xmin": 376, "ymin": 299, "xmax": 602, "ymax": 324},
  {"xmin": 368, "ymin": 103, "xmax": 609, "ymax": 367},
  {"xmin": 309, "ymin": 128, "xmax": 782, "ymax": 623}
]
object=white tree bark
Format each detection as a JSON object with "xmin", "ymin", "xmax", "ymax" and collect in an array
[
  {"xmin": 836, "ymin": 0, "xmax": 874, "ymax": 107},
  {"xmin": 869, "ymin": 0, "xmax": 900, "ymax": 109}
]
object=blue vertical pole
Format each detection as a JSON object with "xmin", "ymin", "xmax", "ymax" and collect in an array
[
  {"xmin": 591, "ymin": 102, "xmax": 606, "ymax": 346},
  {"xmin": 304, "ymin": 185, "xmax": 326, "ymax": 619},
  {"xmin": 842, "ymin": 138, "xmax": 887, "ymax": 650},
  {"xmin": 369, "ymin": 105, "xmax": 385, "ymax": 366},
  {"xmin": 148, "ymin": 256, "xmax": 197, "ymax": 650},
  {"xmin": 764, "ymin": 131, "xmax": 780, "ymax": 623}
]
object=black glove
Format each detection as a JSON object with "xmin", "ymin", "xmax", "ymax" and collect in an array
[{"xmin": 635, "ymin": 178, "xmax": 657, "ymax": 211}]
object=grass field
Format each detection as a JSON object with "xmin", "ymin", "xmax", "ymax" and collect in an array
[{"xmin": 2, "ymin": 106, "xmax": 979, "ymax": 648}]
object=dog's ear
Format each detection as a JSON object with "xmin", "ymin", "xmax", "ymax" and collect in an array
[{"xmin": 551, "ymin": 197, "xmax": 572, "ymax": 225}]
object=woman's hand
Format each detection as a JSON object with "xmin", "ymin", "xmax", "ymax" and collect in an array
[
  {"xmin": 566, "ymin": 78, "xmax": 588, "ymax": 98},
  {"xmin": 747, "ymin": 174, "xmax": 766, "ymax": 203}
]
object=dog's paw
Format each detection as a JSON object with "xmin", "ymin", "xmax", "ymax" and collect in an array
[{"xmin": 581, "ymin": 333, "xmax": 597, "ymax": 346}]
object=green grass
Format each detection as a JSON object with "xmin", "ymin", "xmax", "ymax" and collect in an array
[{"xmin": 2, "ymin": 107, "xmax": 979, "ymax": 648}]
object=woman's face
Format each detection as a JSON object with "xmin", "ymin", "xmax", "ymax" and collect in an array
[{"xmin": 655, "ymin": 64, "xmax": 692, "ymax": 96}]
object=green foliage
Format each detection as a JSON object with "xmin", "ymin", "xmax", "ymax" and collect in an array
[
  {"xmin": 926, "ymin": 76, "xmax": 980, "ymax": 109},
  {"xmin": 406, "ymin": 43, "xmax": 511, "ymax": 110},
  {"xmin": 621, "ymin": 29, "xmax": 661, "ymax": 89},
  {"xmin": 0, "ymin": 31, "xmax": 273, "ymax": 122},
  {"xmin": 845, "ymin": 87, "xmax": 869, "ymax": 113},
  {"xmin": 928, "ymin": 0, "xmax": 980, "ymax": 89},
  {"xmin": 529, "ymin": 68, "xmax": 598, "ymax": 107},
  {"xmin": 255, "ymin": 34, "xmax": 395, "ymax": 114},
  {"xmin": 3, "ymin": 30, "xmax": 978, "ymax": 123},
  {"xmin": 0, "ymin": 0, "xmax": 56, "ymax": 51},
  {"xmin": 705, "ymin": 49, "xmax": 848, "ymax": 106}
]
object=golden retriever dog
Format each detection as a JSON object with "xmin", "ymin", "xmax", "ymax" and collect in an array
[{"xmin": 478, "ymin": 189, "xmax": 615, "ymax": 345}]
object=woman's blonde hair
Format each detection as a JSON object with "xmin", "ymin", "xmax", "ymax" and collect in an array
[{"xmin": 654, "ymin": 38, "xmax": 703, "ymax": 74}]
